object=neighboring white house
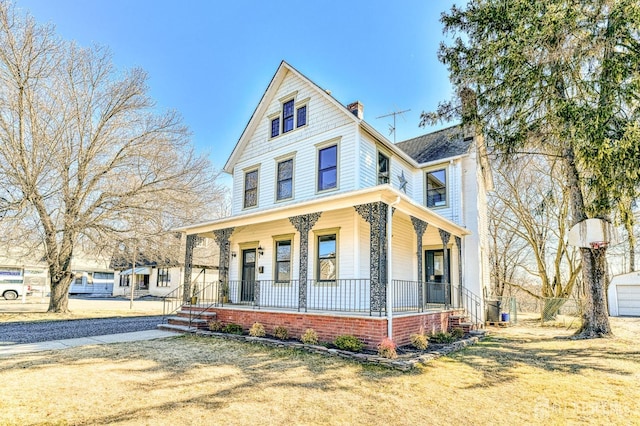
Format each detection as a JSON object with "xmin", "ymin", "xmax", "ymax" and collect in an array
[
  {"xmin": 608, "ymin": 271, "xmax": 640, "ymax": 316},
  {"xmin": 175, "ymin": 61, "xmax": 492, "ymax": 348}
]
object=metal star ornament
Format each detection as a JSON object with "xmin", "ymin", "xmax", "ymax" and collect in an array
[{"xmin": 397, "ymin": 171, "xmax": 408, "ymax": 193}]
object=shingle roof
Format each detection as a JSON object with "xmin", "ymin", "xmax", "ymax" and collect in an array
[{"xmin": 395, "ymin": 125, "xmax": 472, "ymax": 164}]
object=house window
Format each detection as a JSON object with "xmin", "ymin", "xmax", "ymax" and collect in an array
[
  {"xmin": 271, "ymin": 117, "xmax": 280, "ymax": 138},
  {"xmin": 275, "ymin": 240, "xmax": 291, "ymax": 283},
  {"xmin": 317, "ymin": 234, "xmax": 337, "ymax": 281},
  {"xmin": 378, "ymin": 152, "xmax": 389, "ymax": 184},
  {"xmin": 119, "ymin": 274, "xmax": 130, "ymax": 287},
  {"xmin": 277, "ymin": 159, "xmax": 293, "ymax": 200},
  {"xmin": 426, "ymin": 169, "xmax": 447, "ymax": 208},
  {"xmin": 318, "ymin": 145, "xmax": 337, "ymax": 191},
  {"xmin": 283, "ymin": 99, "xmax": 294, "ymax": 133},
  {"xmin": 157, "ymin": 267, "xmax": 170, "ymax": 287},
  {"xmin": 244, "ymin": 169, "xmax": 258, "ymax": 208},
  {"xmin": 296, "ymin": 105, "xmax": 307, "ymax": 128}
]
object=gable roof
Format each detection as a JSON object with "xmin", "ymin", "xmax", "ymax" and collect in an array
[
  {"xmin": 395, "ymin": 125, "xmax": 472, "ymax": 164},
  {"xmin": 223, "ymin": 61, "xmax": 361, "ymax": 174}
]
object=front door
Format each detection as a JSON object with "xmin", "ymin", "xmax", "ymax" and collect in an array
[
  {"xmin": 241, "ymin": 249, "xmax": 256, "ymax": 302},
  {"xmin": 425, "ymin": 249, "xmax": 450, "ymax": 304}
]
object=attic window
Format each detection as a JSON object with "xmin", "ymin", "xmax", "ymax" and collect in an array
[
  {"xmin": 270, "ymin": 97, "xmax": 308, "ymax": 139},
  {"xmin": 283, "ymin": 100, "xmax": 294, "ymax": 133},
  {"xmin": 297, "ymin": 105, "xmax": 307, "ymax": 127},
  {"xmin": 271, "ymin": 117, "xmax": 280, "ymax": 138}
]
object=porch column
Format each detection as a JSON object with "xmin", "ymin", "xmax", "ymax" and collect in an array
[
  {"xmin": 213, "ymin": 227, "xmax": 235, "ymax": 302},
  {"xmin": 355, "ymin": 202, "xmax": 389, "ymax": 315},
  {"xmin": 183, "ymin": 234, "xmax": 202, "ymax": 302},
  {"xmin": 439, "ymin": 229, "xmax": 451, "ymax": 309},
  {"xmin": 455, "ymin": 236, "xmax": 463, "ymax": 307},
  {"xmin": 289, "ymin": 212, "xmax": 322, "ymax": 311},
  {"xmin": 411, "ymin": 216, "xmax": 428, "ymax": 309}
]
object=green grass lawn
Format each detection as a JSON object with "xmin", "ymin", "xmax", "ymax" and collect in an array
[{"xmin": 1, "ymin": 318, "xmax": 638, "ymax": 425}]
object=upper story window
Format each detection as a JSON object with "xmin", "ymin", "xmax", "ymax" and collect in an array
[
  {"xmin": 318, "ymin": 145, "xmax": 337, "ymax": 192},
  {"xmin": 244, "ymin": 169, "xmax": 258, "ymax": 208},
  {"xmin": 378, "ymin": 152, "xmax": 389, "ymax": 184},
  {"xmin": 277, "ymin": 158, "xmax": 293, "ymax": 201},
  {"xmin": 297, "ymin": 105, "xmax": 307, "ymax": 127},
  {"xmin": 270, "ymin": 96, "xmax": 308, "ymax": 139},
  {"xmin": 283, "ymin": 100, "xmax": 295, "ymax": 133},
  {"xmin": 271, "ymin": 117, "xmax": 280, "ymax": 138},
  {"xmin": 426, "ymin": 168, "xmax": 447, "ymax": 208}
]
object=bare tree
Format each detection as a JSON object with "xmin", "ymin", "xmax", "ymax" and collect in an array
[
  {"xmin": 489, "ymin": 155, "xmax": 582, "ymax": 319},
  {"xmin": 0, "ymin": 2, "xmax": 225, "ymax": 312}
]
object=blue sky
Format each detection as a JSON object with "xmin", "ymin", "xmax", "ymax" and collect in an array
[{"xmin": 19, "ymin": 0, "xmax": 459, "ymax": 179}]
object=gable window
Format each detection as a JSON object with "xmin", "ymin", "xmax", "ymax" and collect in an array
[
  {"xmin": 378, "ymin": 152, "xmax": 390, "ymax": 184},
  {"xmin": 271, "ymin": 117, "xmax": 280, "ymax": 138},
  {"xmin": 317, "ymin": 234, "xmax": 337, "ymax": 282},
  {"xmin": 283, "ymin": 99, "xmax": 294, "ymax": 133},
  {"xmin": 277, "ymin": 158, "xmax": 293, "ymax": 200},
  {"xmin": 426, "ymin": 169, "xmax": 447, "ymax": 208},
  {"xmin": 157, "ymin": 267, "xmax": 170, "ymax": 287},
  {"xmin": 318, "ymin": 145, "xmax": 337, "ymax": 192},
  {"xmin": 296, "ymin": 105, "xmax": 307, "ymax": 128},
  {"xmin": 244, "ymin": 169, "xmax": 258, "ymax": 208},
  {"xmin": 275, "ymin": 239, "xmax": 292, "ymax": 283}
]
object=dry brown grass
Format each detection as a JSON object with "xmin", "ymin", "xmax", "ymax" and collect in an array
[{"xmin": 1, "ymin": 318, "xmax": 639, "ymax": 425}]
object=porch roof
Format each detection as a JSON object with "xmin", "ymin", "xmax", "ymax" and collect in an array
[{"xmin": 176, "ymin": 186, "xmax": 470, "ymax": 238}]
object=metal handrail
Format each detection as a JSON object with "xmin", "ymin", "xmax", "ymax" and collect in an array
[{"xmin": 460, "ymin": 286, "xmax": 482, "ymax": 325}]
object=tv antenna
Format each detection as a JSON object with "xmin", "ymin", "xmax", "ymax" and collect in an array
[{"xmin": 376, "ymin": 109, "xmax": 410, "ymax": 143}]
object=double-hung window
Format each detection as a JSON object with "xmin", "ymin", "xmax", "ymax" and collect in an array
[
  {"xmin": 283, "ymin": 100, "xmax": 294, "ymax": 133},
  {"xmin": 271, "ymin": 117, "xmax": 280, "ymax": 138},
  {"xmin": 378, "ymin": 152, "xmax": 390, "ymax": 184},
  {"xmin": 426, "ymin": 169, "xmax": 447, "ymax": 208},
  {"xmin": 157, "ymin": 268, "xmax": 170, "ymax": 287},
  {"xmin": 277, "ymin": 159, "xmax": 293, "ymax": 201},
  {"xmin": 317, "ymin": 234, "xmax": 337, "ymax": 282},
  {"xmin": 244, "ymin": 169, "xmax": 258, "ymax": 208},
  {"xmin": 296, "ymin": 105, "xmax": 307, "ymax": 128},
  {"xmin": 275, "ymin": 239, "xmax": 292, "ymax": 283},
  {"xmin": 318, "ymin": 145, "xmax": 337, "ymax": 191}
]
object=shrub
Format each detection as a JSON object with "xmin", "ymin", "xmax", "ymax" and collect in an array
[
  {"xmin": 334, "ymin": 334, "xmax": 364, "ymax": 352},
  {"xmin": 222, "ymin": 323, "xmax": 244, "ymax": 335},
  {"xmin": 249, "ymin": 322, "xmax": 266, "ymax": 337},
  {"xmin": 451, "ymin": 327, "xmax": 465, "ymax": 339},
  {"xmin": 207, "ymin": 320, "xmax": 223, "ymax": 332},
  {"xmin": 273, "ymin": 325, "xmax": 289, "ymax": 340},
  {"xmin": 377, "ymin": 338, "xmax": 397, "ymax": 359},
  {"xmin": 410, "ymin": 333, "xmax": 429, "ymax": 350},
  {"xmin": 429, "ymin": 331, "xmax": 455, "ymax": 344},
  {"xmin": 300, "ymin": 328, "xmax": 319, "ymax": 345}
]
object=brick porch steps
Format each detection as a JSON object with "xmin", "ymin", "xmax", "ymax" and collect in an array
[
  {"xmin": 159, "ymin": 308, "xmax": 217, "ymax": 332},
  {"xmin": 449, "ymin": 314, "xmax": 483, "ymax": 333}
]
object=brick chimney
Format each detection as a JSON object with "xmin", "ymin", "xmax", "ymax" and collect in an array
[{"xmin": 347, "ymin": 101, "xmax": 364, "ymax": 119}]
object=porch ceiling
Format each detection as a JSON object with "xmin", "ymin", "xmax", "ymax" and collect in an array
[{"xmin": 175, "ymin": 186, "xmax": 470, "ymax": 238}]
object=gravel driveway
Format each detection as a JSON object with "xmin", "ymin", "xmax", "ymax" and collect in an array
[{"xmin": 0, "ymin": 316, "xmax": 164, "ymax": 345}]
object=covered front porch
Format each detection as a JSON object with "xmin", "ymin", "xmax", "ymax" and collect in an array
[{"xmin": 173, "ymin": 186, "xmax": 480, "ymax": 344}]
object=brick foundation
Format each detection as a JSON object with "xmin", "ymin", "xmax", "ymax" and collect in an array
[{"xmin": 201, "ymin": 307, "xmax": 463, "ymax": 349}]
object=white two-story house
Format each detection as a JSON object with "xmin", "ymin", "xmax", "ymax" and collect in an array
[{"xmin": 175, "ymin": 61, "xmax": 492, "ymax": 348}]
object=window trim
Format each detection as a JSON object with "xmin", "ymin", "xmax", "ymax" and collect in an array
[
  {"xmin": 275, "ymin": 156, "xmax": 295, "ymax": 202},
  {"xmin": 424, "ymin": 166, "xmax": 449, "ymax": 209},
  {"xmin": 243, "ymin": 167, "xmax": 260, "ymax": 210},
  {"xmin": 313, "ymin": 228, "xmax": 339, "ymax": 285},
  {"xmin": 273, "ymin": 234, "xmax": 294, "ymax": 286},
  {"xmin": 316, "ymin": 140, "xmax": 340, "ymax": 194},
  {"xmin": 157, "ymin": 267, "xmax": 170, "ymax": 287},
  {"xmin": 282, "ymin": 99, "xmax": 295, "ymax": 133}
]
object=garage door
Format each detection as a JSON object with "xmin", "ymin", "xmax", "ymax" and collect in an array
[{"xmin": 617, "ymin": 285, "xmax": 640, "ymax": 316}]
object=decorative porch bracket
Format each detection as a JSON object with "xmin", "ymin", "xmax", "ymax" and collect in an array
[
  {"xmin": 213, "ymin": 227, "xmax": 235, "ymax": 302},
  {"xmin": 411, "ymin": 216, "xmax": 428, "ymax": 309},
  {"xmin": 183, "ymin": 234, "xmax": 203, "ymax": 302},
  {"xmin": 289, "ymin": 212, "xmax": 322, "ymax": 310},
  {"xmin": 439, "ymin": 229, "xmax": 451, "ymax": 309},
  {"xmin": 355, "ymin": 202, "xmax": 389, "ymax": 314},
  {"xmin": 455, "ymin": 236, "xmax": 463, "ymax": 307}
]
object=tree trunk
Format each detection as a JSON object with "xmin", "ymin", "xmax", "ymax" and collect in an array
[
  {"xmin": 48, "ymin": 270, "xmax": 73, "ymax": 313},
  {"xmin": 576, "ymin": 247, "xmax": 612, "ymax": 338}
]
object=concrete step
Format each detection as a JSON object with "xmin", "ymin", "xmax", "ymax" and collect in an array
[
  {"xmin": 157, "ymin": 323, "xmax": 196, "ymax": 334},
  {"xmin": 176, "ymin": 310, "xmax": 217, "ymax": 320}
]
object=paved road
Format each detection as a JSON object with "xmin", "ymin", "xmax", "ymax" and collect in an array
[{"xmin": 0, "ymin": 316, "xmax": 164, "ymax": 345}]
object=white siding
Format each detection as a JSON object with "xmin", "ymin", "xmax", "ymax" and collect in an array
[{"xmin": 231, "ymin": 71, "xmax": 357, "ymax": 215}]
